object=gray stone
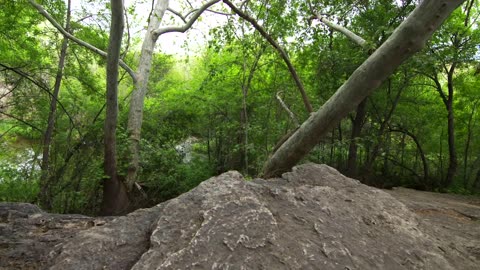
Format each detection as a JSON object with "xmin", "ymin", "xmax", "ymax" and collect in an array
[{"xmin": 1, "ymin": 164, "xmax": 479, "ymax": 269}]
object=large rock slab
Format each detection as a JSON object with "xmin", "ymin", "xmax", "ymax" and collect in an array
[
  {"xmin": 1, "ymin": 164, "xmax": 479, "ymax": 269},
  {"xmin": 0, "ymin": 203, "xmax": 111, "ymax": 269}
]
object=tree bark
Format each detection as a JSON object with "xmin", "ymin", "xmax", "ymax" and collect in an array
[
  {"xmin": 389, "ymin": 127, "xmax": 429, "ymax": 185},
  {"xmin": 263, "ymin": 0, "xmax": 465, "ymax": 178},
  {"xmin": 363, "ymin": 78, "xmax": 406, "ymax": 174},
  {"xmin": 125, "ymin": 0, "xmax": 218, "ymax": 188},
  {"xmin": 463, "ymin": 101, "xmax": 478, "ymax": 188},
  {"xmin": 276, "ymin": 92, "xmax": 300, "ymax": 127},
  {"xmin": 443, "ymin": 63, "xmax": 458, "ymax": 188},
  {"xmin": 125, "ymin": 0, "xmax": 169, "ymax": 189},
  {"xmin": 346, "ymin": 98, "xmax": 367, "ymax": 177},
  {"xmin": 239, "ymin": 45, "xmax": 264, "ymax": 174},
  {"xmin": 31, "ymin": 0, "xmax": 220, "ymax": 191},
  {"xmin": 315, "ymin": 14, "xmax": 369, "ymax": 49},
  {"xmin": 101, "ymin": 0, "xmax": 130, "ymax": 215},
  {"xmin": 39, "ymin": 0, "xmax": 71, "ymax": 210}
]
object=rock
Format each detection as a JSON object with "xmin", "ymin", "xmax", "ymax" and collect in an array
[
  {"xmin": 1, "ymin": 164, "xmax": 479, "ymax": 269},
  {"xmin": 0, "ymin": 203, "xmax": 112, "ymax": 269},
  {"xmin": 386, "ymin": 187, "xmax": 480, "ymax": 264}
]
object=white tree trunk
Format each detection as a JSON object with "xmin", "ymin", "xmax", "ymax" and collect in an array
[{"xmin": 125, "ymin": 0, "xmax": 169, "ymax": 189}]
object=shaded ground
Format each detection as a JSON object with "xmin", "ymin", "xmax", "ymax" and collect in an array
[
  {"xmin": 386, "ymin": 187, "xmax": 480, "ymax": 262},
  {"xmin": 0, "ymin": 165, "xmax": 479, "ymax": 269}
]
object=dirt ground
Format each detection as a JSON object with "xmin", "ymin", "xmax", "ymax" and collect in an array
[{"xmin": 386, "ymin": 187, "xmax": 480, "ymax": 262}]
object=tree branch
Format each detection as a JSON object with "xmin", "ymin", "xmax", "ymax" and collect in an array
[
  {"xmin": 206, "ymin": 9, "xmax": 234, "ymax": 16},
  {"xmin": 0, "ymin": 63, "xmax": 79, "ymax": 135},
  {"xmin": 0, "ymin": 111, "xmax": 43, "ymax": 133},
  {"xmin": 223, "ymin": 0, "xmax": 313, "ymax": 113},
  {"xmin": 28, "ymin": 0, "xmax": 137, "ymax": 83},
  {"xmin": 314, "ymin": 14, "xmax": 368, "ymax": 49},
  {"xmin": 167, "ymin": 8, "xmax": 188, "ymax": 23},
  {"xmin": 0, "ymin": 125, "xmax": 17, "ymax": 140},
  {"xmin": 432, "ymin": 73, "xmax": 449, "ymax": 107},
  {"xmin": 276, "ymin": 91, "xmax": 300, "ymax": 127},
  {"xmin": 153, "ymin": 0, "xmax": 220, "ymax": 38}
]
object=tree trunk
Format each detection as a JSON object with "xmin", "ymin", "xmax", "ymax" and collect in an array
[
  {"xmin": 363, "ymin": 78, "xmax": 405, "ymax": 174},
  {"xmin": 439, "ymin": 127, "xmax": 444, "ymax": 182},
  {"xmin": 39, "ymin": 0, "xmax": 71, "ymax": 210},
  {"xmin": 336, "ymin": 122, "xmax": 343, "ymax": 169},
  {"xmin": 463, "ymin": 101, "xmax": 478, "ymax": 188},
  {"xmin": 239, "ymin": 45, "xmax": 264, "ymax": 174},
  {"xmin": 125, "ymin": 0, "xmax": 219, "ymax": 187},
  {"xmin": 388, "ymin": 128, "xmax": 429, "ymax": 185},
  {"xmin": 443, "ymin": 63, "xmax": 458, "ymax": 188},
  {"xmin": 346, "ymin": 98, "xmax": 367, "ymax": 176},
  {"xmin": 400, "ymin": 133, "xmax": 406, "ymax": 177},
  {"xmin": 262, "ymin": 0, "xmax": 465, "ymax": 178},
  {"xmin": 473, "ymin": 169, "xmax": 480, "ymax": 192},
  {"xmin": 101, "ymin": 0, "xmax": 129, "ymax": 215},
  {"xmin": 125, "ymin": 0, "xmax": 169, "ymax": 189},
  {"xmin": 382, "ymin": 132, "xmax": 391, "ymax": 176},
  {"xmin": 329, "ymin": 128, "xmax": 335, "ymax": 165}
]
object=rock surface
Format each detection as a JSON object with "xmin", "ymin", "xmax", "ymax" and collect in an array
[
  {"xmin": 0, "ymin": 203, "xmax": 112, "ymax": 269},
  {"xmin": 1, "ymin": 164, "xmax": 479, "ymax": 269}
]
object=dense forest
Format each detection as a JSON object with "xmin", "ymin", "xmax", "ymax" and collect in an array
[{"xmin": 0, "ymin": 0, "xmax": 478, "ymax": 215}]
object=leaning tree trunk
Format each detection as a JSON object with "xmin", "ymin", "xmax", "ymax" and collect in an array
[
  {"xmin": 263, "ymin": 0, "xmax": 466, "ymax": 178},
  {"xmin": 39, "ymin": 0, "xmax": 71, "ymax": 210},
  {"xmin": 101, "ymin": 0, "xmax": 130, "ymax": 215}
]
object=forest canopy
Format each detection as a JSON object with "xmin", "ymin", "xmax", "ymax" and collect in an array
[{"xmin": 0, "ymin": 0, "xmax": 478, "ymax": 215}]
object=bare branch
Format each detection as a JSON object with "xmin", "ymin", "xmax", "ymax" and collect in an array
[
  {"xmin": 206, "ymin": 9, "xmax": 234, "ymax": 16},
  {"xmin": 185, "ymin": 0, "xmax": 194, "ymax": 9},
  {"xmin": 28, "ymin": 0, "xmax": 137, "ymax": 83},
  {"xmin": 431, "ymin": 73, "xmax": 448, "ymax": 107},
  {"xmin": 314, "ymin": 13, "xmax": 368, "ymax": 49},
  {"xmin": 167, "ymin": 7, "xmax": 188, "ymax": 23},
  {"xmin": 153, "ymin": 0, "xmax": 220, "ymax": 38},
  {"xmin": 122, "ymin": 4, "xmax": 132, "ymax": 60},
  {"xmin": 223, "ymin": 0, "xmax": 313, "ymax": 113},
  {"xmin": 276, "ymin": 91, "xmax": 300, "ymax": 127}
]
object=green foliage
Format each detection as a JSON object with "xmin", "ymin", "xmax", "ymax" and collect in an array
[
  {"xmin": 1, "ymin": 0, "xmax": 479, "ymax": 216},
  {"xmin": 0, "ymin": 174, "xmax": 39, "ymax": 203},
  {"xmin": 139, "ymin": 140, "xmax": 214, "ymax": 203},
  {"xmin": 0, "ymin": 145, "xmax": 40, "ymax": 202}
]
